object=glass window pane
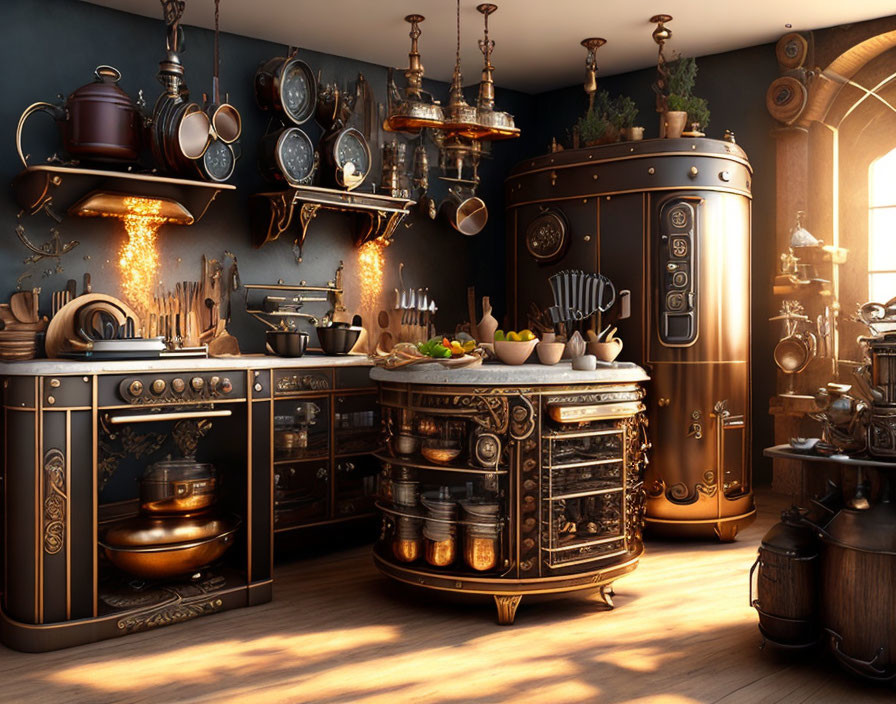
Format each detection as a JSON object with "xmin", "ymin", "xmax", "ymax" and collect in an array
[
  {"xmin": 869, "ymin": 272, "xmax": 896, "ymax": 303},
  {"xmin": 869, "ymin": 207, "xmax": 896, "ymax": 272},
  {"xmin": 870, "ymin": 149, "xmax": 896, "ymax": 207}
]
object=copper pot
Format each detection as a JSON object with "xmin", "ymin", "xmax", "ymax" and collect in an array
[
  {"xmin": 16, "ymin": 65, "xmax": 141, "ymax": 166},
  {"xmin": 100, "ymin": 514, "xmax": 240, "ymax": 579},
  {"xmin": 139, "ymin": 459, "xmax": 217, "ymax": 515}
]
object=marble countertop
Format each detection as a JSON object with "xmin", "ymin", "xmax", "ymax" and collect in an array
[
  {"xmin": 0, "ymin": 354, "xmax": 372, "ymax": 376},
  {"xmin": 370, "ymin": 360, "xmax": 649, "ymax": 386}
]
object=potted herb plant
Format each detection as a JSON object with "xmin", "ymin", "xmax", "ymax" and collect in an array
[
  {"xmin": 609, "ymin": 95, "xmax": 642, "ymax": 141},
  {"xmin": 663, "ymin": 55, "xmax": 710, "ymax": 138}
]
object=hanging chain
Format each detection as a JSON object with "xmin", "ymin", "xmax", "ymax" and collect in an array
[{"xmin": 214, "ymin": 0, "xmax": 220, "ymax": 81}]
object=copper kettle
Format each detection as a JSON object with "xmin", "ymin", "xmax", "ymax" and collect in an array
[{"xmin": 16, "ymin": 65, "xmax": 141, "ymax": 166}]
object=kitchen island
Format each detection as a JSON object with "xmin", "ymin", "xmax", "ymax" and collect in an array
[{"xmin": 370, "ymin": 361, "xmax": 650, "ymax": 624}]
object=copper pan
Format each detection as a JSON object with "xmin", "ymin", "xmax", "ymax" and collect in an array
[{"xmin": 100, "ymin": 513, "xmax": 239, "ymax": 579}]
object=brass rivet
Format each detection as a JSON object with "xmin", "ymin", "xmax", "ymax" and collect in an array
[
  {"xmin": 83, "ymin": 376, "xmax": 89, "ymax": 383},
  {"xmin": 584, "ymin": 235, "xmax": 591, "ymax": 242},
  {"xmin": 50, "ymin": 175, "xmax": 62, "ymax": 186},
  {"xmin": 648, "ymin": 167, "xmax": 655, "ymax": 175},
  {"xmin": 606, "ymin": 196, "xmax": 611, "ymax": 200},
  {"xmin": 592, "ymin": 173, "xmax": 598, "ymax": 180},
  {"xmin": 47, "ymin": 396, "xmax": 55, "ymax": 405},
  {"xmin": 583, "ymin": 198, "xmax": 588, "ymax": 203},
  {"xmin": 254, "ymin": 383, "xmax": 263, "ymax": 392},
  {"xmin": 50, "ymin": 378, "xmax": 61, "ymax": 388},
  {"xmin": 689, "ymin": 166, "xmax": 699, "ymax": 178}
]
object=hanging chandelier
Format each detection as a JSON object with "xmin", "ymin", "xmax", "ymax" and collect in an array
[{"xmin": 385, "ymin": 1, "xmax": 519, "ymax": 142}]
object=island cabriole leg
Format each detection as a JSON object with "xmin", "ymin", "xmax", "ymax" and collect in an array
[
  {"xmin": 494, "ymin": 594, "xmax": 523, "ymax": 625},
  {"xmin": 600, "ymin": 584, "xmax": 615, "ymax": 609}
]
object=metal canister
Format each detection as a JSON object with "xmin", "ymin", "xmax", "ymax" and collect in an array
[
  {"xmin": 750, "ymin": 507, "xmax": 819, "ymax": 648},
  {"xmin": 139, "ymin": 459, "xmax": 217, "ymax": 515},
  {"xmin": 868, "ymin": 333, "xmax": 896, "ymax": 406}
]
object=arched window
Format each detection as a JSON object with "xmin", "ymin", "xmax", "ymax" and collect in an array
[{"xmin": 869, "ymin": 148, "xmax": 896, "ymax": 302}]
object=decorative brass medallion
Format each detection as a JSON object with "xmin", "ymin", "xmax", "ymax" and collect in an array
[{"xmin": 525, "ymin": 209, "xmax": 568, "ymax": 263}]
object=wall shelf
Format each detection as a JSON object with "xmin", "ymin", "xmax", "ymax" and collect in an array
[
  {"xmin": 249, "ymin": 186, "xmax": 415, "ymax": 260},
  {"xmin": 12, "ymin": 165, "xmax": 235, "ymax": 224}
]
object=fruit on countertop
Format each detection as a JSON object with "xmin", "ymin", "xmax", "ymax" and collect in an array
[
  {"xmin": 417, "ymin": 336, "xmax": 477, "ymax": 359},
  {"xmin": 494, "ymin": 329, "xmax": 537, "ymax": 342}
]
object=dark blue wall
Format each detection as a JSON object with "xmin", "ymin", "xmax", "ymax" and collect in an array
[{"xmin": 0, "ymin": 0, "xmax": 539, "ymax": 348}]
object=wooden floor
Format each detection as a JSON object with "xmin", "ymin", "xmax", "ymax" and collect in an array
[{"xmin": 1, "ymin": 489, "xmax": 893, "ymax": 703}]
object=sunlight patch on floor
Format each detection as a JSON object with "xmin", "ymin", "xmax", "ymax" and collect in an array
[{"xmin": 46, "ymin": 627, "xmax": 399, "ymax": 692}]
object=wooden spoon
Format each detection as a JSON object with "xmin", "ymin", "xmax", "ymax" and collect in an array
[{"xmin": 10, "ymin": 292, "xmax": 37, "ymax": 324}]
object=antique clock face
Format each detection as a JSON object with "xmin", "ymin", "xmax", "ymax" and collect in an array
[
  {"xmin": 276, "ymin": 127, "xmax": 317, "ymax": 186},
  {"xmin": 201, "ymin": 138, "xmax": 236, "ymax": 182},
  {"xmin": 281, "ymin": 60, "xmax": 315, "ymax": 124},
  {"xmin": 326, "ymin": 127, "xmax": 370, "ymax": 190}
]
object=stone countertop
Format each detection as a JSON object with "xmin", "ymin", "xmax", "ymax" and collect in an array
[
  {"xmin": 370, "ymin": 360, "xmax": 649, "ymax": 386},
  {"xmin": 0, "ymin": 354, "xmax": 372, "ymax": 376}
]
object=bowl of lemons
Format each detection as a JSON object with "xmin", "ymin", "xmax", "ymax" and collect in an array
[{"xmin": 494, "ymin": 329, "xmax": 539, "ymax": 365}]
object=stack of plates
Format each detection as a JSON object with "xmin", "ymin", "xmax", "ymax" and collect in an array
[{"xmin": 0, "ymin": 295, "xmax": 47, "ymax": 361}]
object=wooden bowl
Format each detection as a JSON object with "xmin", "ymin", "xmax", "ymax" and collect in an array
[{"xmin": 494, "ymin": 339, "xmax": 538, "ymax": 365}]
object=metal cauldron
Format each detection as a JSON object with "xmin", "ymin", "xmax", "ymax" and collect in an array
[{"xmin": 16, "ymin": 65, "xmax": 141, "ymax": 166}]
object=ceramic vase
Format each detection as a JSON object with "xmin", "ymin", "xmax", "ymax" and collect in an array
[{"xmin": 477, "ymin": 296, "xmax": 498, "ymax": 345}]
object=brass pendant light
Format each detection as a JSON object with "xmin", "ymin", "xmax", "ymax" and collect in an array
[{"xmin": 385, "ymin": 15, "xmax": 445, "ymax": 133}]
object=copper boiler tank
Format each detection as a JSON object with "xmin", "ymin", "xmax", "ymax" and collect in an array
[{"xmin": 505, "ymin": 137, "xmax": 755, "ymax": 541}]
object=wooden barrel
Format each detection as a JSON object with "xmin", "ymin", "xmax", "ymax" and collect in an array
[{"xmin": 751, "ymin": 508, "xmax": 819, "ymax": 647}]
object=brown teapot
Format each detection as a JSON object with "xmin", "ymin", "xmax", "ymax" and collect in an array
[{"xmin": 16, "ymin": 65, "xmax": 141, "ymax": 166}]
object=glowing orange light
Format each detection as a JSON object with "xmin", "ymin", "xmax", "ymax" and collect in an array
[
  {"xmin": 112, "ymin": 197, "xmax": 166, "ymax": 317},
  {"xmin": 358, "ymin": 238, "xmax": 387, "ymax": 312}
]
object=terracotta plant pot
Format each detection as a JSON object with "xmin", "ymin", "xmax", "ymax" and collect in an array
[{"xmin": 662, "ymin": 111, "xmax": 688, "ymax": 139}]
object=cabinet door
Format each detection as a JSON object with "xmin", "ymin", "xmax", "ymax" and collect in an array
[
  {"xmin": 273, "ymin": 396, "xmax": 329, "ymax": 463},
  {"xmin": 333, "ymin": 392, "xmax": 380, "ymax": 457},
  {"xmin": 333, "ymin": 454, "xmax": 379, "ymax": 518},
  {"xmin": 274, "ymin": 460, "xmax": 330, "ymax": 530}
]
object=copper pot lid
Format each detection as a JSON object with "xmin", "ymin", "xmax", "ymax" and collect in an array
[
  {"xmin": 823, "ymin": 496, "xmax": 896, "ymax": 554},
  {"xmin": 67, "ymin": 66, "xmax": 136, "ymax": 108}
]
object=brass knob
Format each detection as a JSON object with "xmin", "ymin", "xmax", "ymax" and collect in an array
[
  {"xmin": 190, "ymin": 377, "xmax": 205, "ymax": 391},
  {"xmin": 658, "ymin": 397, "xmax": 671, "ymax": 407},
  {"xmin": 220, "ymin": 378, "xmax": 233, "ymax": 394},
  {"xmin": 151, "ymin": 379, "xmax": 166, "ymax": 395},
  {"xmin": 688, "ymin": 166, "xmax": 699, "ymax": 178},
  {"xmin": 46, "ymin": 395, "xmax": 55, "ymax": 405},
  {"xmin": 50, "ymin": 378, "xmax": 61, "ymax": 388},
  {"xmin": 209, "ymin": 376, "xmax": 220, "ymax": 390},
  {"xmin": 254, "ymin": 383, "xmax": 263, "ymax": 392},
  {"xmin": 128, "ymin": 380, "xmax": 144, "ymax": 397},
  {"xmin": 171, "ymin": 378, "xmax": 185, "ymax": 393}
]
